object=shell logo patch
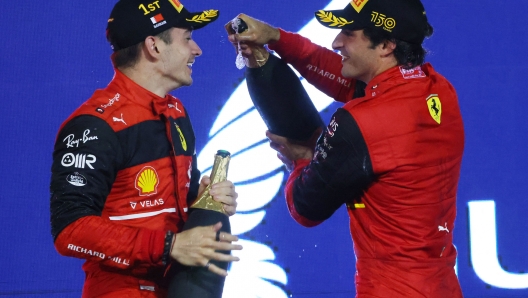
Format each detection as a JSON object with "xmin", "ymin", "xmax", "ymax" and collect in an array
[
  {"xmin": 175, "ymin": 124, "xmax": 188, "ymax": 151},
  {"xmin": 168, "ymin": 0, "xmax": 184, "ymax": 13},
  {"xmin": 135, "ymin": 166, "xmax": 159, "ymax": 196},
  {"xmin": 426, "ymin": 94, "xmax": 442, "ymax": 124},
  {"xmin": 350, "ymin": 0, "xmax": 369, "ymax": 13}
]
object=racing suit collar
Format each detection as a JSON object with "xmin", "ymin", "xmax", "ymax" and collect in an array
[
  {"xmin": 112, "ymin": 68, "xmax": 177, "ymax": 117},
  {"xmin": 365, "ymin": 63, "xmax": 432, "ymax": 93}
]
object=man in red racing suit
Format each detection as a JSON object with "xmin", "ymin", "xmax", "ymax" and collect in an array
[
  {"xmin": 50, "ymin": 1, "xmax": 241, "ymax": 297},
  {"xmin": 229, "ymin": 0, "xmax": 464, "ymax": 296}
]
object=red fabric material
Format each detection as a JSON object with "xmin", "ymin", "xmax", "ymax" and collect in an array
[
  {"xmin": 268, "ymin": 29, "xmax": 356, "ymax": 103},
  {"xmin": 52, "ymin": 70, "xmax": 196, "ymax": 297},
  {"xmin": 284, "ymin": 159, "xmax": 322, "ymax": 227},
  {"xmin": 272, "ymin": 31, "xmax": 464, "ymax": 296},
  {"xmin": 55, "ymin": 216, "xmax": 165, "ymax": 270}
]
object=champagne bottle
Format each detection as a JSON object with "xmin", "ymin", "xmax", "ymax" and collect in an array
[
  {"xmin": 167, "ymin": 150, "xmax": 232, "ymax": 298},
  {"xmin": 246, "ymin": 53, "xmax": 325, "ymax": 141},
  {"xmin": 189, "ymin": 150, "xmax": 230, "ymax": 214},
  {"xmin": 226, "ymin": 18, "xmax": 325, "ymax": 141}
]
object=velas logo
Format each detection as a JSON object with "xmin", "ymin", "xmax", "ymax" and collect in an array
[
  {"xmin": 169, "ymin": 0, "xmax": 184, "ymax": 13},
  {"xmin": 135, "ymin": 166, "xmax": 159, "ymax": 196},
  {"xmin": 350, "ymin": 0, "xmax": 369, "ymax": 13}
]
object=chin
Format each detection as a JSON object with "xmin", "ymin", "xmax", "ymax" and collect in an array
[{"xmin": 180, "ymin": 78, "xmax": 193, "ymax": 87}]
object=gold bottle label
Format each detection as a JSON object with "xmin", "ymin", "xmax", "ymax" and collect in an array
[{"xmin": 190, "ymin": 151, "xmax": 230, "ymax": 214}]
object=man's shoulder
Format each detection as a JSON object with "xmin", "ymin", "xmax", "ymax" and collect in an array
[
  {"xmin": 76, "ymin": 89, "xmax": 126, "ymax": 119},
  {"xmin": 66, "ymin": 87, "xmax": 144, "ymax": 128}
]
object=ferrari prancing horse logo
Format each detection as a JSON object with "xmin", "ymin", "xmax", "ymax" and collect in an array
[
  {"xmin": 426, "ymin": 94, "xmax": 442, "ymax": 124},
  {"xmin": 175, "ymin": 124, "xmax": 188, "ymax": 151}
]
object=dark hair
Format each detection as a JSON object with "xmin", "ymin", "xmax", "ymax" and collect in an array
[
  {"xmin": 363, "ymin": 23, "xmax": 434, "ymax": 69},
  {"xmin": 109, "ymin": 29, "xmax": 173, "ymax": 69}
]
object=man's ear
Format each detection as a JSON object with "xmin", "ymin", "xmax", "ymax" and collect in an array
[
  {"xmin": 380, "ymin": 39, "xmax": 396, "ymax": 57},
  {"xmin": 145, "ymin": 36, "xmax": 159, "ymax": 56}
]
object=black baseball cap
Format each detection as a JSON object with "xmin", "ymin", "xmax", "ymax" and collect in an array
[
  {"xmin": 315, "ymin": 0, "xmax": 429, "ymax": 44},
  {"xmin": 107, "ymin": 0, "xmax": 219, "ymax": 51}
]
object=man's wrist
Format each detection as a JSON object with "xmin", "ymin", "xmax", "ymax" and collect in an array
[
  {"xmin": 268, "ymin": 27, "xmax": 281, "ymax": 44},
  {"xmin": 162, "ymin": 230, "xmax": 174, "ymax": 266}
]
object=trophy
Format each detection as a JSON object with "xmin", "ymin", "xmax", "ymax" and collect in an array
[
  {"xmin": 167, "ymin": 150, "xmax": 231, "ymax": 298},
  {"xmin": 227, "ymin": 17, "xmax": 325, "ymax": 142}
]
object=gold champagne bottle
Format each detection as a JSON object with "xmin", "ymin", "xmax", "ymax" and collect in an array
[
  {"xmin": 168, "ymin": 150, "xmax": 232, "ymax": 298},
  {"xmin": 190, "ymin": 150, "xmax": 230, "ymax": 214}
]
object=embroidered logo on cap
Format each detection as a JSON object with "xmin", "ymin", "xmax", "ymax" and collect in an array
[
  {"xmin": 371, "ymin": 11, "xmax": 396, "ymax": 32},
  {"xmin": 169, "ymin": 0, "xmax": 184, "ymax": 13},
  {"xmin": 350, "ymin": 0, "xmax": 369, "ymax": 13},
  {"xmin": 316, "ymin": 10, "xmax": 354, "ymax": 27},
  {"xmin": 186, "ymin": 10, "xmax": 218, "ymax": 23},
  {"xmin": 150, "ymin": 13, "xmax": 164, "ymax": 24}
]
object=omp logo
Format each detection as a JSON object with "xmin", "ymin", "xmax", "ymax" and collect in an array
[
  {"xmin": 371, "ymin": 11, "xmax": 396, "ymax": 32},
  {"xmin": 135, "ymin": 166, "xmax": 159, "ymax": 196},
  {"xmin": 61, "ymin": 153, "xmax": 96, "ymax": 169},
  {"xmin": 350, "ymin": 0, "xmax": 368, "ymax": 13},
  {"xmin": 426, "ymin": 94, "xmax": 442, "ymax": 124}
]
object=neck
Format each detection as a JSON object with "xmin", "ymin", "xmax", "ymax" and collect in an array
[
  {"xmin": 363, "ymin": 58, "xmax": 398, "ymax": 83},
  {"xmin": 118, "ymin": 61, "xmax": 181, "ymax": 98}
]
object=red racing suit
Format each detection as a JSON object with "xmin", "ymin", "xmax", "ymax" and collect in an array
[
  {"xmin": 269, "ymin": 30, "xmax": 464, "ymax": 297},
  {"xmin": 50, "ymin": 69, "xmax": 201, "ymax": 297}
]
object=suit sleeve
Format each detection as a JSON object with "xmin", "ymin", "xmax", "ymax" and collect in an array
[
  {"xmin": 268, "ymin": 29, "xmax": 366, "ymax": 102},
  {"xmin": 284, "ymin": 108, "xmax": 375, "ymax": 226},
  {"xmin": 50, "ymin": 115, "xmax": 165, "ymax": 270}
]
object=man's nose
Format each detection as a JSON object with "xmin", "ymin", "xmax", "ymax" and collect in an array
[
  {"xmin": 331, "ymin": 33, "xmax": 343, "ymax": 50},
  {"xmin": 192, "ymin": 41, "xmax": 202, "ymax": 57}
]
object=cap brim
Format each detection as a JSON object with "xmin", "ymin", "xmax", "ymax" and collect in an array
[
  {"xmin": 315, "ymin": 9, "xmax": 359, "ymax": 30},
  {"xmin": 179, "ymin": 9, "xmax": 219, "ymax": 30}
]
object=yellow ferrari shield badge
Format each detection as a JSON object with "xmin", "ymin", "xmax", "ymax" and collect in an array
[{"xmin": 426, "ymin": 94, "xmax": 442, "ymax": 124}]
